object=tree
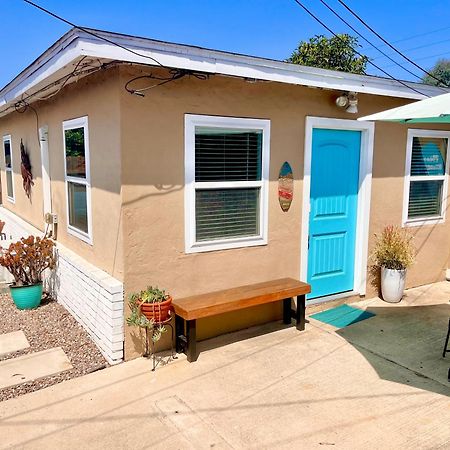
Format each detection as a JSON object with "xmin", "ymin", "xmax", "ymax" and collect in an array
[
  {"xmin": 287, "ymin": 34, "xmax": 368, "ymax": 75},
  {"xmin": 422, "ymin": 59, "xmax": 450, "ymax": 87}
]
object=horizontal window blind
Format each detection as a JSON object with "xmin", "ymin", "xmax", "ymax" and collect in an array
[
  {"xmin": 408, "ymin": 180, "xmax": 443, "ymax": 219},
  {"xmin": 195, "ymin": 128, "xmax": 262, "ymax": 182},
  {"xmin": 195, "ymin": 188, "xmax": 260, "ymax": 241},
  {"xmin": 411, "ymin": 137, "xmax": 446, "ymax": 176}
]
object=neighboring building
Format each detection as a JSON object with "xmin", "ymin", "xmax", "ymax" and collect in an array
[{"xmin": 1, "ymin": 28, "xmax": 449, "ymax": 362}]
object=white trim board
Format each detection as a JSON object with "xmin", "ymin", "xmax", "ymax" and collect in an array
[
  {"xmin": 300, "ymin": 117, "xmax": 375, "ymax": 302},
  {"xmin": 1, "ymin": 28, "xmax": 448, "ymax": 117}
]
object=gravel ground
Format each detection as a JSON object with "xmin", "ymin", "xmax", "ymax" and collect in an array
[{"xmin": 0, "ymin": 289, "xmax": 108, "ymax": 402}]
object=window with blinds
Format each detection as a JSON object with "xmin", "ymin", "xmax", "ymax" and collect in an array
[
  {"xmin": 185, "ymin": 115, "xmax": 269, "ymax": 252},
  {"xmin": 405, "ymin": 132, "xmax": 449, "ymax": 224}
]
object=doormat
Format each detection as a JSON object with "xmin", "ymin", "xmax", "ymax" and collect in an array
[{"xmin": 310, "ymin": 304, "xmax": 375, "ymax": 328}]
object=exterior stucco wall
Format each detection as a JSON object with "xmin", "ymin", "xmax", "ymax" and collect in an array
[
  {"xmin": 0, "ymin": 68, "xmax": 123, "ymax": 280},
  {"xmin": 119, "ymin": 66, "xmax": 450, "ymax": 359}
]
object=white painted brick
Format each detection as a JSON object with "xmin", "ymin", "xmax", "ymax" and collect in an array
[{"xmin": 0, "ymin": 207, "xmax": 125, "ymax": 365}]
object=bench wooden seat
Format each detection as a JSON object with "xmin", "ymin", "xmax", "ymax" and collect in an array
[{"xmin": 173, "ymin": 278, "xmax": 311, "ymax": 362}]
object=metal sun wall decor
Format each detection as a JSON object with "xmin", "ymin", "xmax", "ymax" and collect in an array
[
  {"xmin": 278, "ymin": 161, "xmax": 293, "ymax": 212},
  {"xmin": 20, "ymin": 139, "xmax": 34, "ymax": 199}
]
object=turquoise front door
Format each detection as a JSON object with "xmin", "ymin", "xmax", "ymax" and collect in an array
[{"xmin": 307, "ymin": 128, "xmax": 361, "ymax": 299}]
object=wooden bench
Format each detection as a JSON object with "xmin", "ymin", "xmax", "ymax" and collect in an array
[{"xmin": 173, "ymin": 278, "xmax": 311, "ymax": 362}]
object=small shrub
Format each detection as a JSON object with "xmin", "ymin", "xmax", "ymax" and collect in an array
[
  {"xmin": 0, "ymin": 236, "xmax": 56, "ymax": 286},
  {"xmin": 371, "ymin": 225, "xmax": 415, "ymax": 271}
]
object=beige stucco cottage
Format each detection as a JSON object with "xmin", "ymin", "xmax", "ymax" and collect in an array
[{"xmin": 1, "ymin": 28, "xmax": 449, "ymax": 362}]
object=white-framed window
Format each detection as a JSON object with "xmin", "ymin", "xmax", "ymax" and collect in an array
[
  {"xmin": 185, "ymin": 114, "xmax": 270, "ymax": 253},
  {"xmin": 62, "ymin": 116, "xmax": 92, "ymax": 244},
  {"xmin": 2, "ymin": 135, "xmax": 14, "ymax": 202},
  {"xmin": 403, "ymin": 129, "xmax": 450, "ymax": 227}
]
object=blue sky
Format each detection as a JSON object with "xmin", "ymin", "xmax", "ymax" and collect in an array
[{"xmin": 1, "ymin": 0, "xmax": 450, "ymax": 88}]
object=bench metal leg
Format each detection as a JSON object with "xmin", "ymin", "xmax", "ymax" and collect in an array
[
  {"xmin": 175, "ymin": 315, "xmax": 185, "ymax": 353},
  {"xmin": 283, "ymin": 298, "xmax": 292, "ymax": 324},
  {"xmin": 443, "ymin": 318, "xmax": 450, "ymax": 358},
  {"xmin": 296, "ymin": 295, "xmax": 306, "ymax": 331},
  {"xmin": 186, "ymin": 319, "xmax": 198, "ymax": 362}
]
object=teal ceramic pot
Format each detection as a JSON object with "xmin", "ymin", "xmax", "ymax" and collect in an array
[{"xmin": 10, "ymin": 283, "xmax": 43, "ymax": 310}]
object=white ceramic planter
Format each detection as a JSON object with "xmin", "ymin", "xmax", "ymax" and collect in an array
[{"xmin": 381, "ymin": 267, "xmax": 406, "ymax": 303}]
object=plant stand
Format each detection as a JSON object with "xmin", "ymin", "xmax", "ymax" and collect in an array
[{"xmin": 143, "ymin": 316, "xmax": 177, "ymax": 371}]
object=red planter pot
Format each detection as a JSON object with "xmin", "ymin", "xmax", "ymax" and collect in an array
[{"xmin": 139, "ymin": 296, "xmax": 173, "ymax": 323}]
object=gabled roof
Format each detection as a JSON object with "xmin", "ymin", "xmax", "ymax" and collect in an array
[{"xmin": 1, "ymin": 27, "xmax": 448, "ymax": 117}]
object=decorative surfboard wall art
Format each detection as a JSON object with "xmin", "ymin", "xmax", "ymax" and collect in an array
[{"xmin": 278, "ymin": 161, "xmax": 293, "ymax": 212}]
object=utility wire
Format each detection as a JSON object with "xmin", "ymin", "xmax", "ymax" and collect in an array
[
  {"xmin": 290, "ymin": 0, "xmax": 429, "ymax": 97},
  {"xmin": 372, "ymin": 36, "xmax": 450, "ymax": 61},
  {"xmin": 383, "ymin": 49, "xmax": 450, "ymax": 69},
  {"xmin": 363, "ymin": 24, "xmax": 450, "ymax": 50},
  {"xmin": 317, "ymin": 0, "xmax": 424, "ymax": 82},
  {"xmin": 23, "ymin": 0, "xmax": 165, "ymax": 67},
  {"xmin": 336, "ymin": 0, "xmax": 449, "ymax": 87}
]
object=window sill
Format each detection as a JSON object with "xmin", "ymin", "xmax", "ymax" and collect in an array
[
  {"xmin": 186, "ymin": 235, "xmax": 267, "ymax": 254},
  {"xmin": 403, "ymin": 217, "xmax": 445, "ymax": 227},
  {"xmin": 67, "ymin": 226, "xmax": 93, "ymax": 245},
  {"xmin": 6, "ymin": 197, "xmax": 15, "ymax": 204}
]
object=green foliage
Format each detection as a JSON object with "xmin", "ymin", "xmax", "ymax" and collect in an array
[
  {"xmin": 371, "ymin": 225, "xmax": 415, "ymax": 271},
  {"xmin": 65, "ymin": 128, "xmax": 85, "ymax": 157},
  {"xmin": 130, "ymin": 286, "xmax": 168, "ymax": 304},
  {"xmin": 422, "ymin": 59, "xmax": 450, "ymax": 87},
  {"xmin": 287, "ymin": 34, "xmax": 368, "ymax": 75},
  {"xmin": 126, "ymin": 286, "xmax": 169, "ymax": 342}
]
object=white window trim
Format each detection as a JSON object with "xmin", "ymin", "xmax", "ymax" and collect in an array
[
  {"xmin": 184, "ymin": 114, "xmax": 270, "ymax": 253},
  {"xmin": 2, "ymin": 135, "xmax": 15, "ymax": 203},
  {"xmin": 402, "ymin": 129, "xmax": 450, "ymax": 228},
  {"xmin": 62, "ymin": 116, "xmax": 93, "ymax": 245}
]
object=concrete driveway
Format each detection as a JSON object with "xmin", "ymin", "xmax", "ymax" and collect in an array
[{"xmin": 1, "ymin": 282, "xmax": 450, "ymax": 449}]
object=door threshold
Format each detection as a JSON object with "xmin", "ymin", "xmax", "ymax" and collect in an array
[{"xmin": 307, "ymin": 290, "xmax": 360, "ymax": 305}]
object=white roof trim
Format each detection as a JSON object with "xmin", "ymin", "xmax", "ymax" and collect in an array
[{"xmin": 0, "ymin": 27, "xmax": 448, "ymax": 116}]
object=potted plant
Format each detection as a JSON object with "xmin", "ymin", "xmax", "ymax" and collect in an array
[
  {"xmin": 126, "ymin": 286, "xmax": 173, "ymax": 343},
  {"xmin": 372, "ymin": 225, "xmax": 415, "ymax": 303},
  {"xmin": 0, "ymin": 236, "xmax": 56, "ymax": 309}
]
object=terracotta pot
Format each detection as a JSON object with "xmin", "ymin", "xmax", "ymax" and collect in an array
[{"xmin": 139, "ymin": 296, "xmax": 173, "ymax": 323}]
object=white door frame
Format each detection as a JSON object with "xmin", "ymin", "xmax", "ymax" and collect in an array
[{"xmin": 300, "ymin": 116, "xmax": 375, "ymax": 304}]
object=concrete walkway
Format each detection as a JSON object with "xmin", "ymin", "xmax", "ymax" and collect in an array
[{"xmin": 1, "ymin": 283, "xmax": 450, "ymax": 449}]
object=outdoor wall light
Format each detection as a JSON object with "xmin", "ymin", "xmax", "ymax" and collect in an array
[{"xmin": 335, "ymin": 91, "xmax": 358, "ymax": 114}]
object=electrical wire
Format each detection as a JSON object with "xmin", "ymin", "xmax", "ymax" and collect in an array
[
  {"xmin": 364, "ymin": 24, "xmax": 450, "ymax": 49},
  {"xmin": 0, "ymin": 59, "xmax": 116, "ymax": 116},
  {"xmin": 33, "ymin": 56, "xmax": 88, "ymax": 100},
  {"xmin": 317, "ymin": 0, "xmax": 425, "ymax": 83},
  {"xmin": 371, "ymin": 36, "xmax": 450, "ymax": 61},
  {"xmin": 383, "ymin": 49, "xmax": 450, "ymax": 69},
  {"xmin": 23, "ymin": 0, "xmax": 165, "ymax": 68},
  {"xmin": 14, "ymin": 100, "xmax": 40, "ymax": 147},
  {"xmin": 336, "ymin": 0, "xmax": 449, "ymax": 87},
  {"xmin": 125, "ymin": 68, "xmax": 208, "ymax": 97},
  {"xmin": 290, "ymin": 0, "xmax": 429, "ymax": 97}
]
